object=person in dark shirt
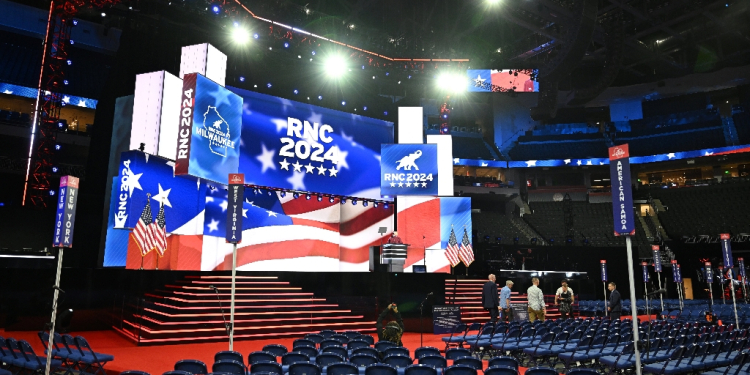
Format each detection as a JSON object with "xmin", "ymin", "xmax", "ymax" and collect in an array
[
  {"xmin": 387, "ymin": 231, "xmax": 403, "ymax": 244},
  {"xmin": 481, "ymin": 274, "xmax": 499, "ymax": 322},
  {"xmin": 376, "ymin": 303, "xmax": 404, "ymax": 345},
  {"xmin": 608, "ymin": 282, "xmax": 622, "ymax": 320}
]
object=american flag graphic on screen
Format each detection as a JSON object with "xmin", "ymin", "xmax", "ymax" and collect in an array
[
  {"xmin": 132, "ymin": 200, "xmax": 155, "ymax": 256},
  {"xmin": 153, "ymin": 203, "xmax": 167, "ymax": 257},
  {"xmin": 459, "ymin": 227, "xmax": 474, "ymax": 266},
  {"xmin": 445, "ymin": 227, "xmax": 461, "ymax": 267}
]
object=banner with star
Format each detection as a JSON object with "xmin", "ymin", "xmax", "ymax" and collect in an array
[
  {"xmin": 229, "ymin": 87, "xmax": 394, "ymax": 200},
  {"xmin": 113, "ymin": 150, "xmax": 207, "ymax": 232},
  {"xmin": 380, "ymin": 144, "xmax": 439, "ymax": 196}
]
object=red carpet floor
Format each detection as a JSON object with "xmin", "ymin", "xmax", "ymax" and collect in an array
[{"xmin": 1, "ymin": 330, "xmax": 538, "ymax": 375}]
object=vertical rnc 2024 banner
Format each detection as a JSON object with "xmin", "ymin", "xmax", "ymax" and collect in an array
[
  {"xmin": 226, "ymin": 173, "xmax": 245, "ymax": 243},
  {"xmin": 609, "ymin": 144, "xmax": 635, "ymax": 236},
  {"xmin": 53, "ymin": 176, "xmax": 80, "ymax": 248},
  {"xmin": 380, "ymin": 144, "xmax": 438, "ymax": 196},
  {"xmin": 600, "ymin": 260, "xmax": 608, "ymax": 281},
  {"xmin": 652, "ymin": 245, "xmax": 662, "ymax": 272},
  {"xmin": 175, "ymin": 73, "xmax": 243, "ymax": 185},
  {"xmin": 721, "ymin": 233, "xmax": 734, "ymax": 268}
]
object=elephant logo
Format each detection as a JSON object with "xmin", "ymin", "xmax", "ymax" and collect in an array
[{"xmin": 395, "ymin": 150, "xmax": 422, "ymax": 171}]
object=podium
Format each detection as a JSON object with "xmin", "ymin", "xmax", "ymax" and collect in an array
[{"xmin": 382, "ymin": 244, "xmax": 408, "ymax": 272}]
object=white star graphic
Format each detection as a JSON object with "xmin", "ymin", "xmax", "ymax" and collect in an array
[
  {"xmin": 526, "ymin": 160, "xmax": 537, "ymax": 167},
  {"xmin": 705, "ymin": 151, "xmax": 714, "ymax": 156},
  {"xmin": 453, "ymin": 158, "xmax": 460, "ymax": 164},
  {"xmin": 3, "ymin": 90, "xmax": 12, "ymax": 95},
  {"xmin": 122, "ymin": 167, "xmax": 143, "ymax": 197},
  {"xmin": 272, "ymin": 119, "xmax": 288, "ymax": 133},
  {"xmin": 329, "ymin": 146, "xmax": 349, "ymax": 169},
  {"xmin": 564, "ymin": 159, "xmax": 571, "ymax": 164},
  {"xmin": 267, "ymin": 210, "xmax": 278, "ymax": 217},
  {"xmin": 292, "ymin": 161, "xmax": 303, "ymax": 172},
  {"xmin": 599, "ymin": 162, "xmax": 604, "ymax": 165},
  {"xmin": 287, "ymin": 171, "xmax": 306, "ymax": 190},
  {"xmin": 474, "ymin": 74, "xmax": 486, "ymax": 86},
  {"xmin": 329, "ymin": 167, "xmax": 339, "ymax": 177},
  {"xmin": 152, "ymin": 183, "xmax": 172, "ymax": 208},
  {"xmin": 304, "ymin": 163, "xmax": 315, "ymax": 174},
  {"xmin": 421, "ymin": 182, "xmax": 427, "ymax": 187},
  {"xmin": 667, "ymin": 153, "xmax": 676, "ymax": 159},
  {"xmin": 62, "ymin": 96, "xmax": 70, "ymax": 103},
  {"xmin": 586, "ymin": 160, "xmax": 592, "ymax": 165},
  {"xmin": 279, "ymin": 158, "xmax": 290, "ymax": 170},
  {"xmin": 398, "ymin": 182, "xmax": 403, "ymax": 187},
  {"xmin": 206, "ymin": 196, "xmax": 215, "ymax": 203},
  {"xmin": 317, "ymin": 164, "xmax": 327, "ymax": 175},
  {"xmin": 577, "ymin": 160, "xmax": 582, "ymax": 166},
  {"xmin": 207, "ymin": 218, "xmax": 219, "ymax": 232},
  {"xmin": 219, "ymin": 200, "xmax": 228, "ymax": 212},
  {"xmin": 341, "ymin": 130, "xmax": 362, "ymax": 148},
  {"xmin": 255, "ymin": 143, "xmax": 276, "ymax": 173},
  {"xmin": 406, "ymin": 182, "xmax": 412, "ymax": 187},
  {"xmin": 77, "ymin": 100, "xmax": 87, "ymax": 107},
  {"xmin": 242, "ymin": 208, "xmax": 248, "ymax": 218},
  {"xmin": 390, "ymin": 182, "xmax": 396, "ymax": 187}
]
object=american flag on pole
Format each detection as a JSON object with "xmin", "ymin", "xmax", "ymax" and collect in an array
[
  {"xmin": 132, "ymin": 198, "xmax": 155, "ymax": 256},
  {"xmin": 458, "ymin": 227, "xmax": 474, "ymax": 266},
  {"xmin": 152, "ymin": 203, "xmax": 167, "ymax": 257},
  {"xmin": 445, "ymin": 226, "xmax": 460, "ymax": 267}
]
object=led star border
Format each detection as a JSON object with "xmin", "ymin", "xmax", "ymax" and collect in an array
[{"xmin": 0, "ymin": 82, "xmax": 98, "ymax": 109}]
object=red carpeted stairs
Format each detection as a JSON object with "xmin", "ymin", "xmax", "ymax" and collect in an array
[
  {"xmin": 113, "ymin": 275, "xmax": 374, "ymax": 345},
  {"xmin": 444, "ymin": 279, "xmax": 562, "ymax": 322}
]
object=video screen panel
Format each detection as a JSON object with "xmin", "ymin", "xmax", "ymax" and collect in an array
[
  {"xmin": 467, "ymin": 69, "xmax": 539, "ymax": 92},
  {"xmin": 230, "ymin": 88, "xmax": 394, "ymax": 200}
]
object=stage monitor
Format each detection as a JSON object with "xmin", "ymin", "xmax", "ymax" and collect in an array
[
  {"xmin": 467, "ymin": 69, "xmax": 538, "ymax": 92},
  {"xmin": 229, "ymin": 88, "xmax": 394, "ymax": 200},
  {"xmin": 412, "ymin": 265, "xmax": 427, "ymax": 273}
]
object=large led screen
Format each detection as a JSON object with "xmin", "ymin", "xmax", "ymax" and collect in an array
[
  {"xmin": 467, "ymin": 69, "xmax": 538, "ymax": 92},
  {"xmin": 229, "ymin": 88, "xmax": 394, "ymax": 200}
]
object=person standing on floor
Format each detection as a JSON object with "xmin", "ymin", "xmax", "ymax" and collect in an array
[
  {"xmin": 500, "ymin": 280, "xmax": 514, "ymax": 322},
  {"xmin": 527, "ymin": 277, "xmax": 545, "ymax": 322},
  {"xmin": 556, "ymin": 283, "xmax": 574, "ymax": 319},
  {"xmin": 482, "ymin": 274, "xmax": 500, "ymax": 322},
  {"xmin": 608, "ymin": 282, "xmax": 622, "ymax": 320}
]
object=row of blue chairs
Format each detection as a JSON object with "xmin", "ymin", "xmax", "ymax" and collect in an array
[{"xmin": 0, "ymin": 332, "xmax": 113, "ymax": 375}]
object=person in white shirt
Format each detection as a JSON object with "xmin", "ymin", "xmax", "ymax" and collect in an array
[{"xmin": 527, "ymin": 277, "xmax": 545, "ymax": 322}]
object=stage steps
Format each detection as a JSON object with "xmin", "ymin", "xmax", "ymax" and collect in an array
[
  {"xmin": 113, "ymin": 275, "xmax": 375, "ymax": 345},
  {"xmin": 444, "ymin": 279, "xmax": 562, "ymax": 322}
]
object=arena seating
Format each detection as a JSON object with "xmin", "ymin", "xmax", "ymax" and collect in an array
[
  {"xmin": 451, "ymin": 137, "xmax": 499, "ymax": 160},
  {"xmin": 733, "ymin": 111, "xmax": 750, "ymax": 145},
  {"xmin": 615, "ymin": 118, "xmax": 726, "ymax": 156},
  {"xmin": 646, "ymin": 183, "xmax": 750, "ymax": 239},
  {"xmin": 521, "ymin": 202, "xmax": 651, "ymax": 253},
  {"xmin": 0, "ymin": 332, "xmax": 114, "ymax": 375},
  {"xmin": 471, "ymin": 212, "xmax": 533, "ymax": 246},
  {"xmin": 507, "ymin": 134, "xmax": 608, "ymax": 161}
]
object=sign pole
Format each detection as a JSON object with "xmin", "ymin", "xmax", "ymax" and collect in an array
[
  {"xmin": 601, "ymin": 260, "xmax": 608, "ymax": 318},
  {"xmin": 229, "ymin": 242, "xmax": 237, "ymax": 350},
  {"xmin": 46, "ymin": 176, "xmax": 79, "ymax": 375},
  {"xmin": 705, "ymin": 262, "xmax": 714, "ymax": 313},
  {"xmin": 719, "ymin": 266, "xmax": 726, "ymax": 304},
  {"xmin": 226, "ymin": 174, "xmax": 245, "ymax": 350},
  {"xmin": 652, "ymin": 245, "xmax": 664, "ymax": 313},
  {"xmin": 729, "ymin": 269, "xmax": 739, "ymax": 328},
  {"xmin": 44, "ymin": 247, "xmax": 64, "ymax": 375},
  {"xmin": 625, "ymin": 237, "xmax": 643, "ymax": 375}
]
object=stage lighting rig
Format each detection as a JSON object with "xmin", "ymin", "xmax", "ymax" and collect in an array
[
  {"xmin": 324, "ymin": 55, "xmax": 347, "ymax": 79},
  {"xmin": 231, "ymin": 26, "xmax": 250, "ymax": 45}
]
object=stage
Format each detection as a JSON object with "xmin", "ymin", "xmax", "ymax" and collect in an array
[{"xmin": 1, "ymin": 329, "xmax": 542, "ymax": 375}]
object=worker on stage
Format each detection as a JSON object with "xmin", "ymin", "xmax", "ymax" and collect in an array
[{"xmin": 387, "ymin": 230, "xmax": 403, "ymax": 244}]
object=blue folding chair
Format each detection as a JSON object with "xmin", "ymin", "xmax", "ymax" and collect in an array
[
  {"xmin": 18, "ymin": 339, "xmax": 63, "ymax": 373},
  {"xmin": 383, "ymin": 354, "xmax": 412, "ymax": 375},
  {"xmin": 442, "ymin": 324, "xmax": 468, "ymax": 351},
  {"xmin": 249, "ymin": 361, "xmax": 282, "ymax": 375},
  {"xmin": 483, "ymin": 366, "xmax": 517, "ymax": 375},
  {"xmin": 121, "ymin": 371, "xmax": 150, "ymax": 375},
  {"xmin": 523, "ymin": 367, "xmax": 558, "ymax": 375},
  {"xmin": 249, "ymin": 352, "xmax": 277, "ymax": 365},
  {"xmin": 375, "ymin": 342, "xmax": 397, "ymax": 353},
  {"xmin": 175, "ymin": 359, "xmax": 209, "ymax": 374},
  {"xmin": 348, "ymin": 340, "xmax": 371, "ymax": 352},
  {"xmin": 352, "ymin": 348, "xmax": 379, "ymax": 358},
  {"xmin": 212, "ymin": 360, "xmax": 245, "ymax": 375},
  {"xmin": 365, "ymin": 364, "xmax": 398, "ymax": 375},
  {"xmin": 349, "ymin": 353, "xmax": 378, "ymax": 368},
  {"xmin": 73, "ymin": 336, "xmax": 114, "ymax": 375},
  {"xmin": 383, "ymin": 347, "xmax": 409, "ymax": 358},
  {"xmin": 417, "ymin": 355, "xmax": 447, "ymax": 371},
  {"xmin": 320, "ymin": 330, "xmax": 336, "ymax": 339},
  {"xmin": 488, "ymin": 357, "xmax": 518, "ymax": 370},
  {"xmin": 414, "ymin": 347, "xmax": 440, "ymax": 360},
  {"xmin": 453, "ymin": 357, "xmax": 482, "ymax": 371},
  {"xmin": 323, "ymin": 346, "xmax": 348, "ymax": 359},
  {"xmin": 316, "ymin": 353, "xmax": 345, "ymax": 368},
  {"xmin": 444, "ymin": 364, "xmax": 476, "ymax": 375},
  {"xmin": 295, "ymin": 339, "xmax": 317, "ymax": 350},
  {"xmin": 404, "ymin": 364, "xmax": 437, "ymax": 375},
  {"xmin": 164, "ymin": 371, "xmax": 192, "ymax": 375},
  {"xmin": 215, "ymin": 351, "xmax": 244, "ymax": 364},
  {"xmin": 282, "ymin": 352, "xmax": 311, "ymax": 373},
  {"xmin": 326, "ymin": 363, "xmax": 358, "ymax": 375},
  {"xmin": 289, "ymin": 362, "xmax": 321, "ymax": 375},
  {"xmin": 331, "ymin": 335, "xmax": 350, "ymax": 345},
  {"xmin": 444, "ymin": 348, "xmax": 471, "ymax": 361},
  {"xmin": 264, "ymin": 345, "xmax": 289, "ymax": 358}
]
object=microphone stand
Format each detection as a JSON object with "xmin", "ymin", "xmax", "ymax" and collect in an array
[
  {"xmin": 422, "ymin": 235, "xmax": 426, "ymax": 268},
  {"xmin": 211, "ymin": 285, "xmax": 232, "ymax": 342},
  {"xmin": 419, "ymin": 292, "xmax": 433, "ymax": 347}
]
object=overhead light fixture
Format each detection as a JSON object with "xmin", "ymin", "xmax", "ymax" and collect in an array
[
  {"xmin": 293, "ymin": 192, "xmax": 299, "ymax": 199},
  {"xmin": 329, "ymin": 196, "xmax": 335, "ymax": 203},
  {"xmin": 324, "ymin": 55, "xmax": 347, "ymax": 79},
  {"xmin": 306, "ymin": 194, "xmax": 311, "ymax": 200}
]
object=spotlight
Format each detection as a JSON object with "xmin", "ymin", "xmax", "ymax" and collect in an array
[
  {"xmin": 383, "ymin": 111, "xmax": 388, "ymax": 116},
  {"xmin": 101, "ymin": 12, "xmax": 106, "ymax": 17},
  {"xmin": 293, "ymin": 192, "xmax": 299, "ymax": 199},
  {"xmin": 253, "ymin": 33, "xmax": 259, "ymax": 39},
  {"xmin": 318, "ymin": 95, "xmax": 323, "ymax": 100},
  {"xmin": 398, "ymin": 81, "xmax": 401, "ymax": 84},
  {"xmin": 280, "ymin": 191, "xmax": 286, "ymax": 198},
  {"xmin": 211, "ymin": 5, "xmax": 220, "ymax": 14},
  {"xmin": 437, "ymin": 73, "xmax": 466, "ymax": 93},
  {"xmin": 55, "ymin": 144, "xmax": 61, "ymax": 150},
  {"xmin": 484, "ymin": 235, "xmax": 490, "ymax": 243},
  {"xmin": 293, "ymin": 89, "xmax": 299, "ymax": 94},
  {"xmin": 239, "ymin": 76, "xmax": 245, "ymax": 82},
  {"xmin": 267, "ymin": 83, "xmax": 272, "ymax": 88},
  {"xmin": 284, "ymin": 42, "xmax": 290, "ymax": 48},
  {"xmin": 298, "ymin": 55, "xmax": 302, "ymax": 59},
  {"xmin": 306, "ymin": 194, "xmax": 311, "ymax": 200},
  {"xmin": 383, "ymin": 203, "xmax": 389, "ymax": 209},
  {"xmin": 268, "ymin": 190, "xmax": 273, "ymax": 196},
  {"xmin": 496, "ymin": 237, "xmax": 502, "ymax": 244},
  {"xmin": 324, "ymin": 55, "xmax": 347, "ymax": 78},
  {"xmin": 233, "ymin": 21, "xmax": 239, "ymax": 27},
  {"xmin": 363, "ymin": 106, "xmax": 367, "ymax": 111},
  {"xmin": 69, "ymin": 40, "xmax": 74, "ymax": 45},
  {"xmin": 66, "ymin": 60, "xmax": 72, "ymax": 65},
  {"xmin": 372, "ymin": 76, "xmax": 376, "ymax": 79},
  {"xmin": 352, "ymin": 199, "xmax": 357, "ymax": 205},
  {"xmin": 362, "ymin": 65, "xmax": 365, "ymax": 69},
  {"xmin": 252, "ymin": 188, "xmax": 259, "ymax": 194},
  {"xmin": 531, "ymin": 238, "xmax": 537, "ymax": 244},
  {"xmin": 311, "ymin": 51, "xmax": 316, "ymax": 56},
  {"xmin": 408, "ymin": 75, "xmax": 412, "ymax": 79},
  {"xmin": 513, "ymin": 237, "xmax": 519, "ymax": 244},
  {"xmin": 52, "ymin": 167, "xmax": 58, "ymax": 173},
  {"xmin": 49, "ymin": 190, "xmax": 55, "ymax": 196},
  {"xmin": 442, "ymin": 114, "xmax": 448, "ymax": 119},
  {"xmin": 341, "ymin": 101, "xmax": 346, "ymax": 106},
  {"xmin": 63, "ymin": 80, "xmax": 69, "ymax": 85},
  {"xmin": 385, "ymin": 72, "xmax": 390, "ymax": 76},
  {"xmin": 374, "ymin": 202, "xmax": 379, "ymax": 208},
  {"xmin": 340, "ymin": 198, "xmax": 347, "ymax": 205},
  {"xmin": 549, "ymin": 238, "xmax": 555, "ymax": 244},
  {"xmin": 317, "ymin": 195, "xmax": 323, "ymax": 202},
  {"xmin": 72, "ymin": 20, "xmax": 78, "ymax": 26},
  {"xmin": 231, "ymin": 27, "xmax": 250, "ymax": 44},
  {"xmin": 329, "ymin": 196, "xmax": 335, "ymax": 203},
  {"xmin": 363, "ymin": 201, "xmax": 368, "ymax": 207}
]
